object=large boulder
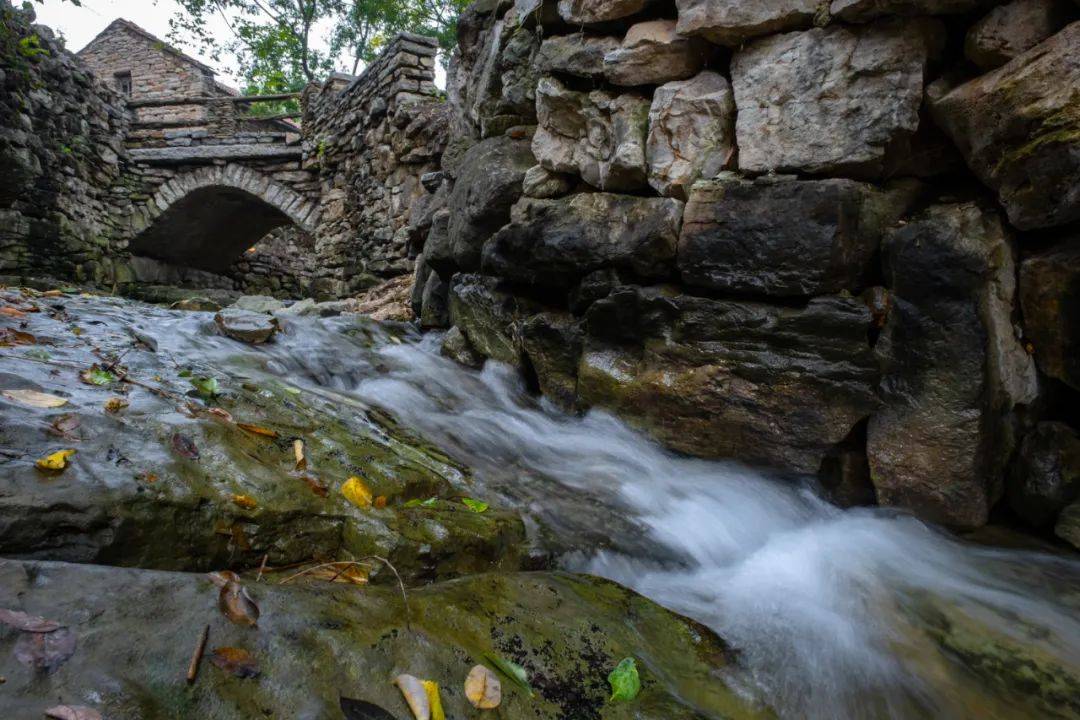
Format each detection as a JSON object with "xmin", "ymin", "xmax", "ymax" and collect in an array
[
  {"xmin": 425, "ymin": 135, "xmax": 534, "ymax": 276},
  {"xmin": 678, "ymin": 175, "xmax": 920, "ymax": 297},
  {"xmin": 533, "ymin": 76, "xmax": 651, "ymax": 191},
  {"xmin": 929, "ymin": 23, "xmax": 1080, "ymax": 230},
  {"xmin": 521, "ymin": 312, "xmax": 585, "ymax": 411},
  {"xmin": 602, "ymin": 19, "xmax": 712, "ymax": 87},
  {"xmin": 482, "ymin": 193, "xmax": 684, "ymax": 289},
  {"xmin": 214, "ymin": 309, "xmax": 279, "ymax": 344},
  {"xmin": 1008, "ymin": 422, "xmax": 1080, "ymax": 528},
  {"xmin": 0, "ymin": 560, "xmax": 764, "ymax": 720},
  {"xmin": 448, "ymin": 274, "xmax": 541, "ymax": 366},
  {"xmin": 646, "ymin": 71, "xmax": 736, "ymax": 200},
  {"xmin": 535, "ymin": 33, "xmax": 620, "ymax": 79},
  {"xmin": 577, "ymin": 286, "xmax": 881, "ymax": 471},
  {"xmin": 558, "ymin": 0, "xmax": 653, "ymax": 23},
  {"xmin": 965, "ymin": 0, "xmax": 1075, "ymax": 70},
  {"xmin": 1019, "ymin": 237, "xmax": 1080, "ymax": 390},
  {"xmin": 868, "ymin": 203, "xmax": 1039, "ymax": 528},
  {"xmin": 732, "ymin": 21, "xmax": 944, "ymax": 177},
  {"xmin": 674, "ymin": 0, "xmax": 819, "ymax": 46},
  {"xmin": 830, "ymin": 0, "xmax": 986, "ymax": 21}
]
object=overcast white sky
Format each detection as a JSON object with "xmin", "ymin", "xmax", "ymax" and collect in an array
[{"xmin": 31, "ymin": 0, "xmax": 447, "ymax": 88}]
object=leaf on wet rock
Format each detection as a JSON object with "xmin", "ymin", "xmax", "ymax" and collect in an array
[
  {"xmin": 341, "ymin": 476, "xmax": 373, "ymax": 508},
  {"xmin": 13, "ymin": 626, "xmax": 77, "ymax": 673},
  {"xmin": 48, "ymin": 413, "xmax": 81, "ymax": 439},
  {"xmin": 237, "ymin": 423, "xmax": 279, "ymax": 439},
  {"xmin": 209, "ymin": 646, "xmax": 260, "ymax": 678},
  {"xmin": 0, "ymin": 327, "xmax": 36, "ymax": 346},
  {"xmin": 484, "ymin": 654, "xmax": 534, "ymax": 698},
  {"xmin": 423, "ymin": 680, "xmax": 445, "ymax": 720},
  {"xmin": 231, "ymin": 494, "xmax": 257, "ymax": 510},
  {"xmin": 394, "ymin": 674, "xmax": 430, "ymax": 720},
  {"xmin": 461, "ymin": 498, "xmax": 489, "ymax": 513},
  {"xmin": 218, "ymin": 579, "xmax": 260, "ymax": 627},
  {"xmin": 0, "ymin": 305, "xmax": 26, "ymax": 318},
  {"xmin": 404, "ymin": 497, "xmax": 438, "ymax": 509},
  {"xmin": 104, "ymin": 397, "xmax": 128, "ymax": 413},
  {"xmin": 607, "ymin": 657, "xmax": 641, "ymax": 702},
  {"xmin": 44, "ymin": 705, "xmax": 102, "ymax": 720},
  {"xmin": 35, "ymin": 449, "xmax": 76, "ymax": 472},
  {"xmin": 465, "ymin": 664, "xmax": 502, "ymax": 709},
  {"xmin": 80, "ymin": 366, "xmax": 117, "ymax": 386},
  {"xmin": 207, "ymin": 570, "xmax": 241, "ymax": 588},
  {"xmin": 373, "ymin": 495, "xmax": 387, "ymax": 509},
  {"xmin": 293, "ymin": 439, "xmax": 307, "ymax": 470},
  {"xmin": 2, "ymin": 389, "xmax": 68, "ymax": 408},
  {"xmin": 297, "ymin": 474, "xmax": 328, "ymax": 497},
  {"xmin": 189, "ymin": 376, "xmax": 219, "ymax": 399},
  {"xmin": 206, "ymin": 407, "xmax": 234, "ymax": 423},
  {"xmin": 340, "ymin": 697, "xmax": 397, "ymax": 720},
  {"xmin": 171, "ymin": 433, "xmax": 199, "ymax": 460},
  {"xmin": 0, "ymin": 608, "xmax": 62, "ymax": 632}
]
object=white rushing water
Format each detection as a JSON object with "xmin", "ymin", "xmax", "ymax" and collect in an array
[{"xmin": 156, "ymin": 309, "xmax": 1080, "ymax": 720}]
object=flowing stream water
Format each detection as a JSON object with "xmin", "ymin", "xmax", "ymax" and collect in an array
[{"xmin": 36, "ymin": 298, "xmax": 1080, "ymax": 719}]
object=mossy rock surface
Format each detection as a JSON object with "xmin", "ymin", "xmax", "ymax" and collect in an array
[{"xmin": 0, "ymin": 560, "xmax": 770, "ymax": 720}]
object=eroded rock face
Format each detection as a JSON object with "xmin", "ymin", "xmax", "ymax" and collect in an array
[
  {"xmin": 603, "ymin": 19, "xmax": 712, "ymax": 87},
  {"xmin": 536, "ymin": 33, "xmax": 620, "ymax": 79},
  {"xmin": 0, "ymin": 560, "xmax": 762, "ymax": 720},
  {"xmin": 533, "ymin": 76, "xmax": 650, "ymax": 191},
  {"xmin": 522, "ymin": 164, "xmax": 576, "ymax": 198},
  {"xmin": 868, "ymin": 203, "xmax": 1038, "ymax": 528},
  {"xmin": 678, "ymin": 175, "xmax": 920, "ymax": 297},
  {"xmin": 1008, "ymin": 422, "xmax": 1080, "ymax": 528},
  {"xmin": 558, "ymin": 0, "xmax": 652, "ymax": 24},
  {"xmin": 448, "ymin": 274, "xmax": 540, "ymax": 366},
  {"xmin": 965, "ymin": 0, "xmax": 1075, "ymax": 70},
  {"xmin": 482, "ymin": 193, "xmax": 684, "ymax": 289},
  {"xmin": 675, "ymin": 0, "xmax": 819, "ymax": 46},
  {"xmin": 732, "ymin": 21, "xmax": 943, "ymax": 177},
  {"xmin": 577, "ymin": 286, "xmax": 880, "ymax": 471},
  {"xmin": 929, "ymin": 22, "xmax": 1080, "ymax": 230},
  {"xmin": 1019, "ymin": 237, "xmax": 1080, "ymax": 390},
  {"xmin": 830, "ymin": 0, "xmax": 984, "ymax": 21},
  {"xmin": 521, "ymin": 312, "xmax": 585, "ymax": 410},
  {"xmin": 646, "ymin": 71, "xmax": 736, "ymax": 200},
  {"xmin": 426, "ymin": 135, "xmax": 534, "ymax": 275}
]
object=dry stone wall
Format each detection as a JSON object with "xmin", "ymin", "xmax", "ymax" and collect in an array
[{"xmin": 409, "ymin": 0, "xmax": 1080, "ymax": 540}]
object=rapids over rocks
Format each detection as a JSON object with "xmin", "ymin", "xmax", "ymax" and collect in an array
[{"xmin": 1, "ymin": 290, "xmax": 1078, "ymax": 720}]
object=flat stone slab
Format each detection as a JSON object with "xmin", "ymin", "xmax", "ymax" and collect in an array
[{"xmin": 129, "ymin": 143, "xmax": 303, "ymax": 164}]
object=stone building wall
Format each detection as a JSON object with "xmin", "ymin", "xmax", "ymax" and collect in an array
[
  {"xmin": 0, "ymin": 1, "xmax": 131, "ymax": 286},
  {"xmin": 302, "ymin": 33, "xmax": 448, "ymax": 297},
  {"xmin": 409, "ymin": 0, "xmax": 1080, "ymax": 541}
]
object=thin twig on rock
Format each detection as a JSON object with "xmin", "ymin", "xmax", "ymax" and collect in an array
[{"xmin": 186, "ymin": 624, "xmax": 210, "ymax": 684}]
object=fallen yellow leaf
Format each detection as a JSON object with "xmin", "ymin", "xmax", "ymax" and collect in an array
[
  {"xmin": 2, "ymin": 389, "xmax": 68, "ymax": 408},
  {"xmin": 237, "ymin": 423, "xmax": 278, "ymax": 438},
  {"xmin": 341, "ymin": 476, "xmax": 372, "ymax": 508},
  {"xmin": 423, "ymin": 680, "xmax": 445, "ymax": 720},
  {"xmin": 293, "ymin": 438, "xmax": 306, "ymax": 470},
  {"xmin": 465, "ymin": 664, "xmax": 502, "ymax": 709},
  {"xmin": 36, "ymin": 449, "xmax": 76, "ymax": 472},
  {"xmin": 232, "ymin": 494, "xmax": 257, "ymax": 510},
  {"xmin": 104, "ymin": 397, "xmax": 128, "ymax": 413}
]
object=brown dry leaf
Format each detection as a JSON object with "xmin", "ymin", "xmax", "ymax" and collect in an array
[
  {"xmin": 104, "ymin": 397, "xmax": 128, "ymax": 413},
  {"xmin": 41, "ymin": 289, "xmax": 63, "ymax": 298},
  {"xmin": 44, "ymin": 705, "xmax": 103, "ymax": 720},
  {"xmin": 237, "ymin": 423, "xmax": 279, "ymax": 439},
  {"xmin": 209, "ymin": 646, "xmax": 260, "ymax": 678},
  {"xmin": 0, "ymin": 305, "xmax": 26, "ymax": 318},
  {"xmin": 305, "ymin": 564, "xmax": 369, "ymax": 586},
  {"xmin": 298, "ymin": 474, "xmax": 328, "ymax": 497},
  {"xmin": 293, "ymin": 439, "xmax": 306, "ymax": 470},
  {"xmin": 0, "ymin": 608, "xmax": 62, "ymax": 633},
  {"xmin": 48, "ymin": 413, "xmax": 81, "ymax": 440},
  {"xmin": 219, "ymin": 580, "xmax": 260, "ymax": 626},
  {"xmin": 465, "ymin": 664, "xmax": 502, "ymax": 709},
  {"xmin": 373, "ymin": 495, "xmax": 387, "ymax": 509},
  {"xmin": 394, "ymin": 674, "xmax": 430, "ymax": 720},
  {"xmin": 0, "ymin": 327, "xmax": 36, "ymax": 346},
  {"xmin": 207, "ymin": 570, "xmax": 241, "ymax": 588},
  {"xmin": 231, "ymin": 494, "xmax": 257, "ymax": 510},
  {"xmin": 207, "ymin": 407, "xmax": 234, "ymax": 423},
  {"xmin": 171, "ymin": 433, "xmax": 199, "ymax": 460},
  {"xmin": 1, "ymin": 389, "xmax": 68, "ymax": 408},
  {"xmin": 136, "ymin": 471, "xmax": 158, "ymax": 484},
  {"xmin": 13, "ymin": 626, "xmax": 76, "ymax": 674}
]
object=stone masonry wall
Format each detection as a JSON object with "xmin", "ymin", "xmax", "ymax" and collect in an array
[
  {"xmin": 302, "ymin": 33, "xmax": 448, "ymax": 298},
  {"xmin": 410, "ymin": 0, "xmax": 1080, "ymax": 542},
  {"xmin": 0, "ymin": 1, "xmax": 131, "ymax": 286}
]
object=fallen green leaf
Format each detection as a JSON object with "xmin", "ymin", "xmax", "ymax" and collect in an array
[
  {"xmin": 484, "ymin": 654, "xmax": 534, "ymax": 698},
  {"xmin": 189, "ymin": 376, "xmax": 219, "ymax": 398},
  {"xmin": 404, "ymin": 497, "xmax": 438, "ymax": 508},
  {"xmin": 178, "ymin": 369, "xmax": 193, "ymax": 378},
  {"xmin": 461, "ymin": 497, "xmax": 489, "ymax": 513},
  {"xmin": 607, "ymin": 657, "xmax": 640, "ymax": 702},
  {"xmin": 81, "ymin": 367, "xmax": 117, "ymax": 386}
]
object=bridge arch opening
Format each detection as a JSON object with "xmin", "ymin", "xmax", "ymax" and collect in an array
[{"xmin": 129, "ymin": 164, "xmax": 319, "ymax": 276}]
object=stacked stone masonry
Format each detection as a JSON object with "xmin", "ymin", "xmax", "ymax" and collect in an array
[{"xmin": 405, "ymin": 0, "xmax": 1080, "ymax": 543}]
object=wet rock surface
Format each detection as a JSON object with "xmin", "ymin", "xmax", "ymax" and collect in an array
[
  {"xmin": 215, "ymin": 309, "xmax": 280, "ymax": 344},
  {"xmin": 0, "ymin": 560, "xmax": 766, "ymax": 720},
  {"xmin": 964, "ymin": 0, "xmax": 1075, "ymax": 70},
  {"xmin": 1019, "ymin": 236, "xmax": 1080, "ymax": 391}
]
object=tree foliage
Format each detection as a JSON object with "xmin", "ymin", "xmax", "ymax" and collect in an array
[{"xmin": 169, "ymin": 0, "xmax": 469, "ymax": 101}]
